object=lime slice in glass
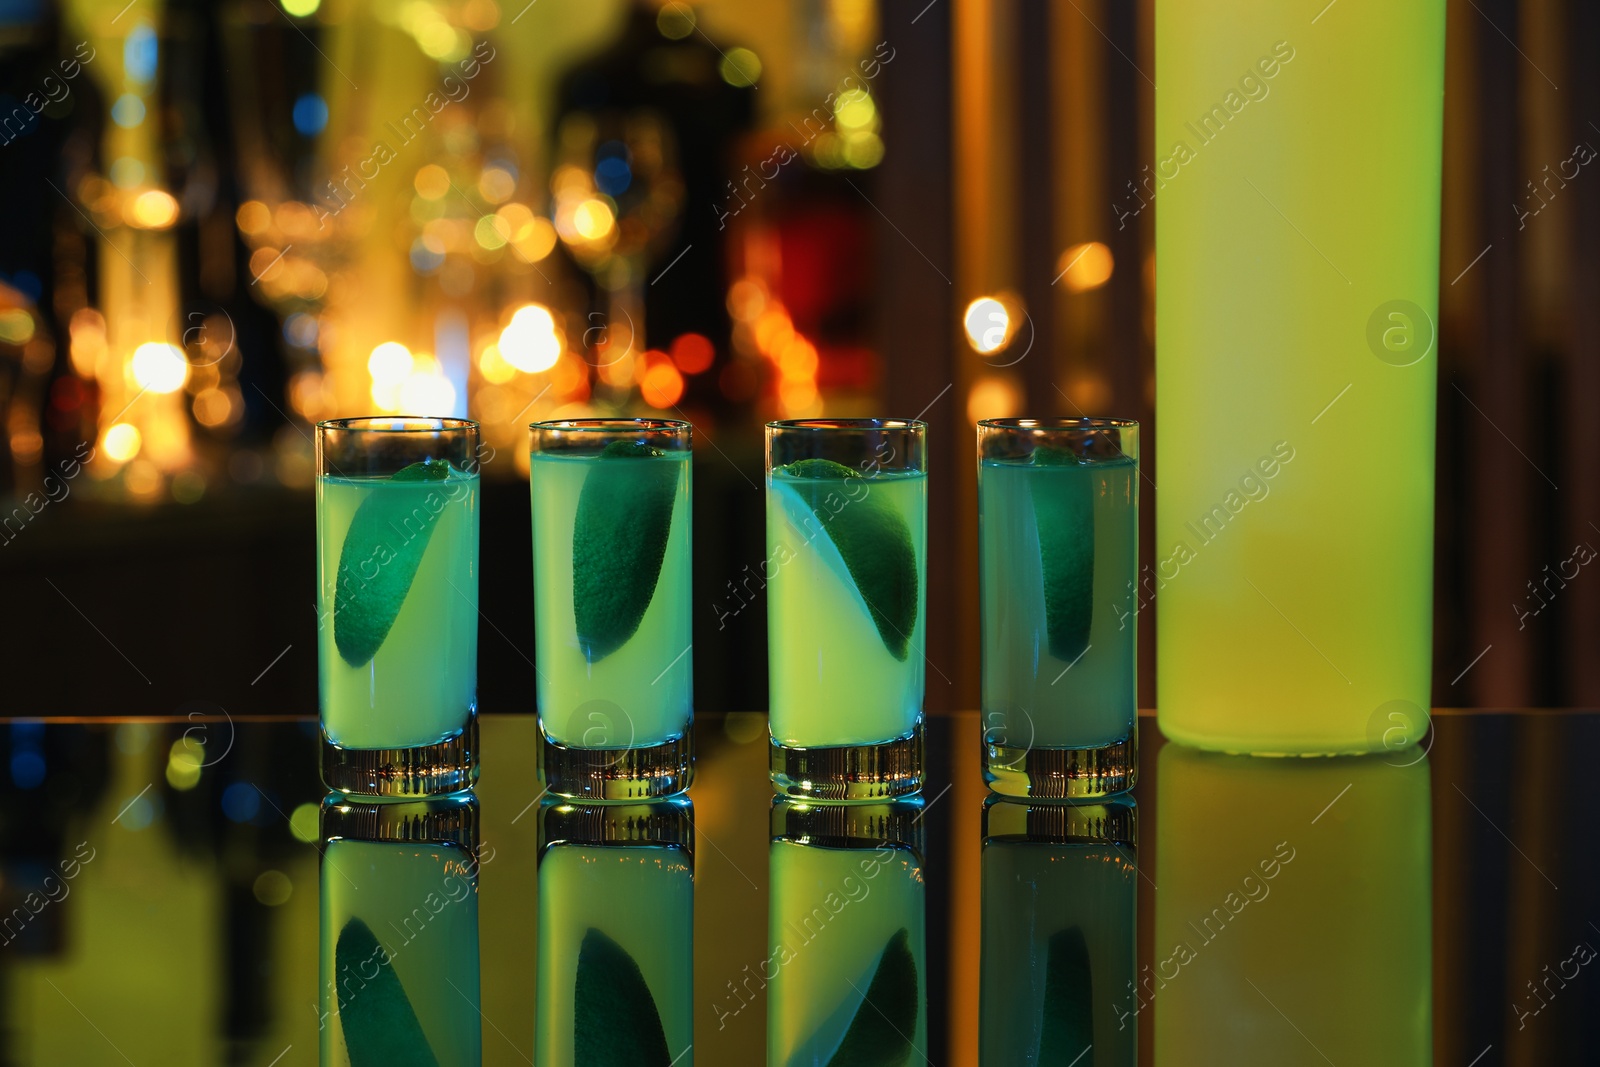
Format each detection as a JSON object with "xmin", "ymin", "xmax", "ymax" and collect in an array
[
  {"xmin": 571, "ymin": 441, "xmax": 682, "ymax": 663},
  {"xmin": 335, "ymin": 917, "xmax": 441, "ymax": 1067},
  {"xmin": 333, "ymin": 460, "xmax": 454, "ymax": 669},
  {"xmin": 1029, "ymin": 447, "xmax": 1093, "ymax": 663},
  {"xmin": 774, "ymin": 459, "xmax": 918, "ymax": 661}
]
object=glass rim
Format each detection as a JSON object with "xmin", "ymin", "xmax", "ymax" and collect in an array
[
  {"xmin": 765, "ymin": 418, "xmax": 927, "ymax": 432},
  {"xmin": 977, "ymin": 416, "xmax": 1139, "ymax": 431},
  {"xmin": 316, "ymin": 416, "xmax": 478, "ymax": 433},
  {"xmin": 528, "ymin": 418, "xmax": 691, "ymax": 433}
]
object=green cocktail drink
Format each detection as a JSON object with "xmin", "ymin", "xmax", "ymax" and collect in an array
[
  {"xmin": 530, "ymin": 419, "xmax": 693, "ymax": 799},
  {"xmin": 766, "ymin": 419, "xmax": 928, "ymax": 799},
  {"xmin": 536, "ymin": 798, "xmax": 693, "ymax": 1067},
  {"xmin": 979, "ymin": 419, "xmax": 1139, "ymax": 797},
  {"xmin": 318, "ymin": 418, "xmax": 480, "ymax": 796},
  {"xmin": 319, "ymin": 794, "xmax": 482, "ymax": 1067},
  {"xmin": 980, "ymin": 796, "xmax": 1137, "ymax": 1066},
  {"xmin": 767, "ymin": 800, "xmax": 928, "ymax": 1066},
  {"xmin": 1154, "ymin": 0, "xmax": 1444, "ymax": 752}
]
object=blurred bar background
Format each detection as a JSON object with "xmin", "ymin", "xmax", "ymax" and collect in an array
[{"xmin": 0, "ymin": 0, "xmax": 1592, "ymax": 715}]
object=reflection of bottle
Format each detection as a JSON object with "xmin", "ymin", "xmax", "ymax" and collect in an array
[
  {"xmin": 319, "ymin": 793, "xmax": 482, "ymax": 1067},
  {"xmin": 981, "ymin": 797, "xmax": 1137, "ymax": 1066},
  {"xmin": 1154, "ymin": 2, "xmax": 1445, "ymax": 753},
  {"xmin": 767, "ymin": 799, "xmax": 929, "ymax": 1066},
  {"xmin": 1154, "ymin": 746, "xmax": 1431, "ymax": 1066},
  {"xmin": 536, "ymin": 797, "xmax": 694, "ymax": 1066}
]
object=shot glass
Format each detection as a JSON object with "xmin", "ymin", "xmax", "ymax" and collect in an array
[
  {"xmin": 536, "ymin": 796, "xmax": 693, "ymax": 1067},
  {"xmin": 530, "ymin": 419, "xmax": 693, "ymax": 799},
  {"xmin": 768, "ymin": 798, "xmax": 929, "ymax": 1064},
  {"xmin": 765, "ymin": 418, "xmax": 927, "ymax": 799},
  {"xmin": 319, "ymin": 792, "xmax": 482, "ymax": 1067},
  {"xmin": 978, "ymin": 417, "xmax": 1139, "ymax": 797},
  {"xmin": 317, "ymin": 417, "xmax": 480, "ymax": 796},
  {"xmin": 981, "ymin": 795, "xmax": 1138, "ymax": 1065}
]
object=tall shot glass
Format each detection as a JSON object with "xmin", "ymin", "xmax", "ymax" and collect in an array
[
  {"xmin": 317, "ymin": 417, "xmax": 481, "ymax": 796},
  {"xmin": 530, "ymin": 419, "xmax": 693, "ymax": 799},
  {"xmin": 765, "ymin": 418, "xmax": 927, "ymax": 799},
  {"xmin": 978, "ymin": 418, "xmax": 1139, "ymax": 797}
]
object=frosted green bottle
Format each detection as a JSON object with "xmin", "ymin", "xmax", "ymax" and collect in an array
[
  {"xmin": 1154, "ymin": 745, "xmax": 1431, "ymax": 1065},
  {"xmin": 1154, "ymin": 0, "xmax": 1445, "ymax": 752}
]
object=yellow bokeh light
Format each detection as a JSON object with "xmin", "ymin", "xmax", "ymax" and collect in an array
[
  {"xmin": 834, "ymin": 90, "xmax": 876, "ymax": 130},
  {"xmin": 282, "ymin": 0, "xmax": 320, "ymax": 15},
  {"xmin": 967, "ymin": 374, "xmax": 1024, "ymax": 423},
  {"xmin": 720, "ymin": 47, "xmax": 762, "ymax": 88},
  {"xmin": 414, "ymin": 164, "xmax": 451, "ymax": 200},
  {"xmin": 656, "ymin": 1, "xmax": 695, "ymax": 38},
  {"xmin": 0, "ymin": 309, "xmax": 35, "ymax": 345},
  {"xmin": 474, "ymin": 214, "xmax": 511, "ymax": 250},
  {"xmin": 963, "ymin": 297, "xmax": 1011, "ymax": 354},
  {"xmin": 236, "ymin": 200, "xmax": 271, "ymax": 235},
  {"xmin": 572, "ymin": 198, "xmax": 615, "ymax": 241},
  {"xmin": 253, "ymin": 870, "xmax": 293, "ymax": 906},
  {"xmin": 289, "ymin": 802, "xmax": 319, "ymax": 842},
  {"xmin": 477, "ymin": 343, "xmax": 518, "ymax": 384},
  {"xmin": 478, "ymin": 167, "xmax": 516, "ymax": 204},
  {"xmin": 399, "ymin": 373, "xmax": 457, "ymax": 415},
  {"xmin": 1058, "ymin": 241, "xmax": 1115, "ymax": 293},
  {"xmin": 103, "ymin": 423, "xmax": 142, "ymax": 462},
  {"xmin": 131, "ymin": 342, "xmax": 189, "ymax": 393},
  {"xmin": 499, "ymin": 304, "xmax": 561, "ymax": 373},
  {"xmin": 368, "ymin": 342, "xmax": 414, "ymax": 382},
  {"xmin": 127, "ymin": 189, "xmax": 180, "ymax": 229},
  {"xmin": 193, "ymin": 387, "xmax": 236, "ymax": 427},
  {"xmin": 510, "ymin": 216, "xmax": 557, "ymax": 263},
  {"xmin": 778, "ymin": 377, "xmax": 819, "ymax": 414}
]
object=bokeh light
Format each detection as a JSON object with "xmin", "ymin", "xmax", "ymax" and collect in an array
[
  {"xmin": 963, "ymin": 296, "xmax": 1011, "ymax": 354},
  {"xmin": 1057, "ymin": 241, "xmax": 1115, "ymax": 293},
  {"xmin": 131, "ymin": 342, "xmax": 189, "ymax": 393},
  {"xmin": 498, "ymin": 304, "xmax": 561, "ymax": 373}
]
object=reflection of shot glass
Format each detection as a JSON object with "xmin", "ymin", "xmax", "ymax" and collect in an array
[
  {"xmin": 530, "ymin": 419, "xmax": 694, "ymax": 799},
  {"xmin": 317, "ymin": 418, "xmax": 480, "ymax": 796},
  {"xmin": 536, "ymin": 797, "xmax": 693, "ymax": 1066},
  {"xmin": 768, "ymin": 798, "xmax": 929, "ymax": 1064},
  {"xmin": 319, "ymin": 793, "xmax": 482, "ymax": 1067},
  {"xmin": 981, "ymin": 795, "xmax": 1138, "ymax": 1066},
  {"xmin": 978, "ymin": 418, "xmax": 1139, "ymax": 797},
  {"xmin": 765, "ymin": 419, "xmax": 928, "ymax": 799}
]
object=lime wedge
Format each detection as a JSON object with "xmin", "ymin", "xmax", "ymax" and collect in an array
[
  {"xmin": 775, "ymin": 459, "xmax": 918, "ymax": 661},
  {"xmin": 826, "ymin": 927, "xmax": 919, "ymax": 1066},
  {"xmin": 574, "ymin": 927, "xmax": 671, "ymax": 1065},
  {"xmin": 1029, "ymin": 447, "xmax": 1093, "ymax": 663},
  {"xmin": 1037, "ymin": 926, "xmax": 1093, "ymax": 1065},
  {"xmin": 335, "ymin": 918, "xmax": 441, "ymax": 1067},
  {"xmin": 333, "ymin": 461, "xmax": 454, "ymax": 668},
  {"xmin": 571, "ymin": 441, "xmax": 682, "ymax": 663}
]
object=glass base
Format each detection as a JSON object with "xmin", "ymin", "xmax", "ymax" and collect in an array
[
  {"xmin": 320, "ymin": 710, "xmax": 478, "ymax": 797},
  {"xmin": 320, "ymin": 791, "xmax": 479, "ymax": 848},
  {"xmin": 538, "ymin": 728, "xmax": 693, "ymax": 800},
  {"xmin": 769, "ymin": 717, "xmax": 925, "ymax": 800},
  {"xmin": 983, "ymin": 725, "xmax": 1137, "ymax": 798}
]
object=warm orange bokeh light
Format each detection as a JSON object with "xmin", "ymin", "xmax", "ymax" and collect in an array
[
  {"xmin": 670, "ymin": 333, "xmax": 715, "ymax": 374},
  {"xmin": 639, "ymin": 361, "xmax": 685, "ymax": 408}
]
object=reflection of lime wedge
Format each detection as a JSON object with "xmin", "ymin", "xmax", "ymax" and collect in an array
[
  {"xmin": 335, "ymin": 917, "xmax": 441, "ymax": 1067},
  {"xmin": 574, "ymin": 927, "xmax": 671, "ymax": 1065},
  {"xmin": 1037, "ymin": 926, "xmax": 1092, "ymax": 1065},
  {"xmin": 827, "ymin": 927, "xmax": 918, "ymax": 1066},
  {"xmin": 334, "ymin": 460, "xmax": 453, "ymax": 668},
  {"xmin": 572, "ymin": 441, "xmax": 681, "ymax": 663},
  {"xmin": 1029, "ymin": 447, "xmax": 1093, "ymax": 663},
  {"xmin": 775, "ymin": 459, "xmax": 918, "ymax": 661}
]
